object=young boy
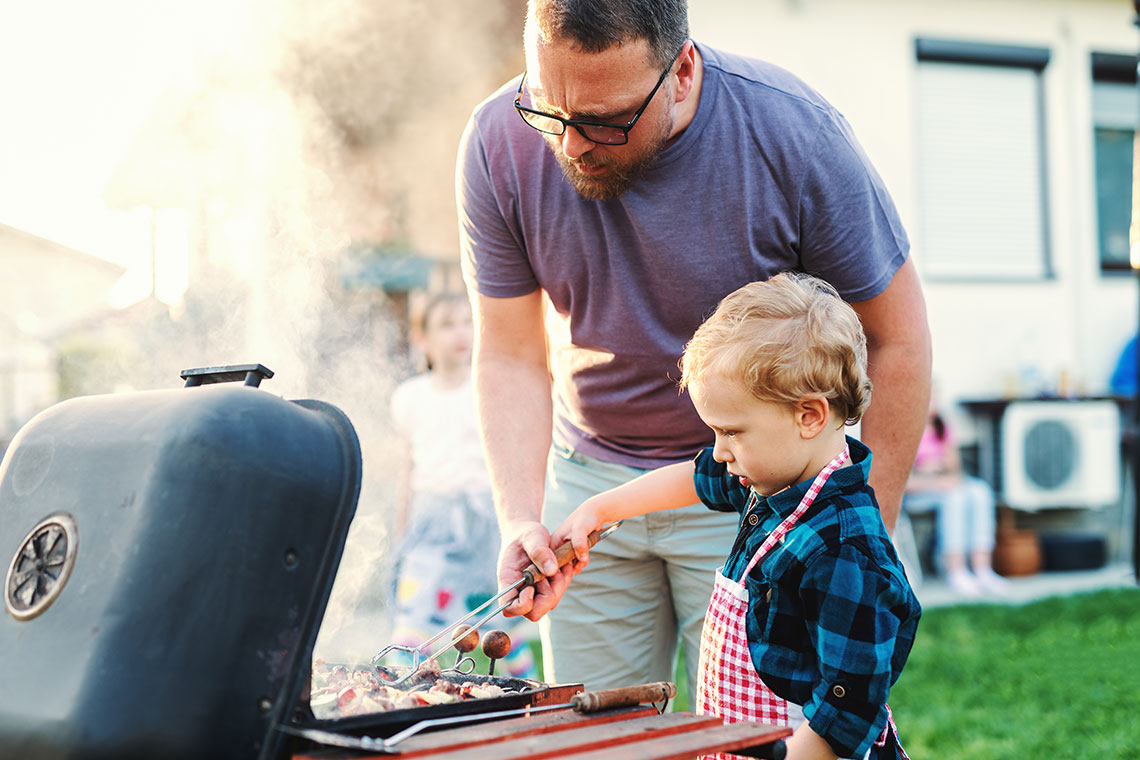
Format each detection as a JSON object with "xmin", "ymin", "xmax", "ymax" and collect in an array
[{"xmin": 552, "ymin": 273, "xmax": 920, "ymax": 760}]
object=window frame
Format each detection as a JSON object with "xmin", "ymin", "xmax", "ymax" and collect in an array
[{"xmin": 1090, "ymin": 52, "xmax": 1139, "ymax": 275}]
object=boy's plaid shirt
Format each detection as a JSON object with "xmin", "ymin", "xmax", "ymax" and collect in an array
[{"xmin": 693, "ymin": 436, "xmax": 921, "ymax": 758}]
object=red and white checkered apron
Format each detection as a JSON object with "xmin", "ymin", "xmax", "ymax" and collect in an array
[{"xmin": 695, "ymin": 447, "xmax": 909, "ymax": 759}]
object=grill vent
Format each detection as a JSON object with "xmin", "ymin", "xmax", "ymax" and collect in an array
[{"xmin": 5, "ymin": 513, "xmax": 78, "ymax": 621}]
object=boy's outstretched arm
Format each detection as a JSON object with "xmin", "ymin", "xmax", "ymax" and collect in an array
[{"xmin": 551, "ymin": 460, "xmax": 699, "ymax": 570}]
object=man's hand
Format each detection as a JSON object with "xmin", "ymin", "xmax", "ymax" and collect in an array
[{"xmin": 498, "ymin": 520, "xmax": 577, "ymax": 622}]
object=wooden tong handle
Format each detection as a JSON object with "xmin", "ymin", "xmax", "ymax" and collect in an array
[
  {"xmin": 520, "ymin": 527, "xmax": 607, "ymax": 586},
  {"xmin": 570, "ymin": 681, "xmax": 677, "ymax": 713}
]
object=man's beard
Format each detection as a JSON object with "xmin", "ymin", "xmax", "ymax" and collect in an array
[{"xmin": 546, "ymin": 111, "xmax": 674, "ymax": 201}]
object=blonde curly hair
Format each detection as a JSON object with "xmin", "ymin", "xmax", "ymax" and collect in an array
[{"xmin": 679, "ymin": 272, "xmax": 871, "ymax": 426}]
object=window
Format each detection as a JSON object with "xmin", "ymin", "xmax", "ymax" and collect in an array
[
  {"xmin": 914, "ymin": 39, "xmax": 1051, "ymax": 280},
  {"xmin": 1092, "ymin": 52, "xmax": 1138, "ymax": 273}
]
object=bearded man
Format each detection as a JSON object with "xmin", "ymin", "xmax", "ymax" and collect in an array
[{"xmin": 456, "ymin": 0, "xmax": 931, "ymax": 693}]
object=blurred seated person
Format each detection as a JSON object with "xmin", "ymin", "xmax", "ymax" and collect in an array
[{"xmin": 904, "ymin": 393, "xmax": 1008, "ymax": 597}]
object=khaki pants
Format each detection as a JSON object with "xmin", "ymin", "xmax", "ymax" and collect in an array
[{"xmin": 539, "ymin": 442, "xmax": 739, "ymax": 692}]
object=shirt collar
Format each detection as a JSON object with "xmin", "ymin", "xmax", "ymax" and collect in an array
[{"xmin": 755, "ymin": 436, "xmax": 873, "ymax": 519}]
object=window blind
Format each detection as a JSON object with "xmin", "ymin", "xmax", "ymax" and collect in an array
[{"xmin": 915, "ymin": 60, "xmax": 1049, "ymax": 279}]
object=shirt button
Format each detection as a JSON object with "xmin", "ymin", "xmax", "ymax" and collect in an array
[
  {"xmin": 748, "ymin": 514, "xmax": 759, "ymax": 526},
  {"xmin": 831, "ymin": 684, "xmax": 847, "ymax": 699}
]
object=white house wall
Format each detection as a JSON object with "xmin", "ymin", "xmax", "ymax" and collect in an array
[{"xmin": 692, "ymin": 0, "xmax": 1138, "ymax": 425}]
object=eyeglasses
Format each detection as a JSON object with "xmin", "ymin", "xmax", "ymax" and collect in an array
[{"xmin": 514, "ymin": 44, "xmax": 685, "ymax": 146}]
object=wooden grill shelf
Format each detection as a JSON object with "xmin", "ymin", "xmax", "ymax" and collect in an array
[{"xmin": 292, "ymin": 705, "xmax": 791, "ymax": 760}]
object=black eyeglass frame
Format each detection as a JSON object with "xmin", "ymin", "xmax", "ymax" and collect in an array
[{"xmin": 513, "ymin": 42, "xmax": 688, "ymax": 146}]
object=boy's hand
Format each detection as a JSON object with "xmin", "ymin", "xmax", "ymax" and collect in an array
[{"xmin": 550, "ymin": 500, "xmax": 605, "ymax": 572}]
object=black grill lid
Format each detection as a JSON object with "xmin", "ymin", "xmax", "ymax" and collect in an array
[{"xmin": 0, "ymin": 366, "xmax": 362, "ymax": 760}]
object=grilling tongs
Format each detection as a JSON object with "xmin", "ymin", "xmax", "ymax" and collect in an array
[{"xmin": 372, "ymin": 522, "xmax": 622, "ymax": 686}]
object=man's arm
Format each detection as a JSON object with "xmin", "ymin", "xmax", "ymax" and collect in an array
[
  {"xmin": 849, "ymin": 258, "xmax": 932, "ymax": 534},
  {"xmin": 471, "ymin": 289, "xmax": 574, "ymax": 620}
]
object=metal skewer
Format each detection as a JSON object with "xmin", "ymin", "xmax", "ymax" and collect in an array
[{"xmin": 371, "ymin": 522, "xmax": 621, "ymax": 686}]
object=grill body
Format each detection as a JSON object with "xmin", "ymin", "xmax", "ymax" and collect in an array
[{"xmin": 0, "ymin": 381, "xmax": 361, "ymax": 760}]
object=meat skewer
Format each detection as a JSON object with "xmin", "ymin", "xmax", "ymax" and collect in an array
[
  {"xmin": 481, "ymin": 629, "xmax": 511, "ymax": 676},
  {"xmin": 451, "ymin": 624, "xmax": 479, "ymax": 671}
]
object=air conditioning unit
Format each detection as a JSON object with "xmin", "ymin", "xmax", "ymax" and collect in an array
[{"xmin": 1000, "ymin": 400, "xmax": 1121, "ymax": 510}]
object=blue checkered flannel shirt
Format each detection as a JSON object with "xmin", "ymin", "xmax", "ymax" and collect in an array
[{"xmin": 693, "ymin": 436, "xmax": 921, "ymax": 759}]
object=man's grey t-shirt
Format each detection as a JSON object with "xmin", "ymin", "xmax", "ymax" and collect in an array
[{"xmin": 458, "ymin": 44, "xmax": 909, "ymax": 469}]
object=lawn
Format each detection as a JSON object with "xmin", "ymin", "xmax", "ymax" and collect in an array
[
  {"xmin": 888, "ymin": 587, "xmax": 1139, "ymax": 759},
  {"xmin": 668, "ymin": 587, "xmax": 1139, "ymax": 758}
]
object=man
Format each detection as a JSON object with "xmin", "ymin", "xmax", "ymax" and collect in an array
[{"xmin": 456, "ymin": 0, "xmax": 931, "ymax": 692}]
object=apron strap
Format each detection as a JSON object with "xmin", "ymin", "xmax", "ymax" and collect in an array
[
  {"xmin": 739, "ymin": 445, "xmax": 850, "ymax": 582},
  {"xmin": 874, "ymin": 704, "xmax": 911, "ymax": 759}
]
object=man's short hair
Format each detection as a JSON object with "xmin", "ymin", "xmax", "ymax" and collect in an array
[
  {"xmin": 680, "ymin": 272, "xmax": 872, "ymax": 426},
  {"xmin": 528, "ymin": 0, "xmax": 689, "ymax": 68}
]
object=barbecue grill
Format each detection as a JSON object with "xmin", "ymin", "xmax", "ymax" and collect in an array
[
  {"xmin": 0, "ymin": 364, "xmax": 366, "ymax": 759},
  {"xmin": 0, "ymin": 365, "xmax": 790, "ymax": 760}
]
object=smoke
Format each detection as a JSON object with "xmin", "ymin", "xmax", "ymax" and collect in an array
[{"xmin": 77, "ymin": 0, "xmax": 526, "ymax": 662}]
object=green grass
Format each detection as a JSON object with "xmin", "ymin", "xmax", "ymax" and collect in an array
[
  {"xmin": 890, "ymin": 588, "xmax": 1140, "ymax": 759},
  {"xmin": 538, "ymin": 588, "xmax": 1139, "ymax": 758},
  {"xmin": 673, "ymin": 648, "xmax": 690, "ymax": 712}
]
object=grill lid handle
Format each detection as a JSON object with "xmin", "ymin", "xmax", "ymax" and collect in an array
[{"xmin": 180, "ymin": 363, "xmax": 275, "ymax": 388}]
